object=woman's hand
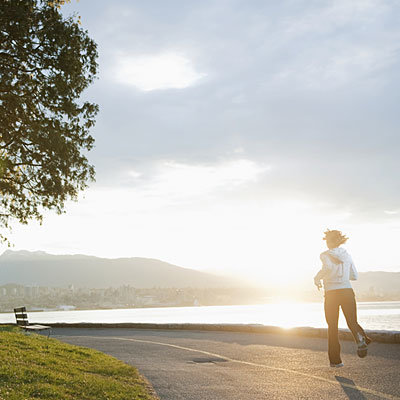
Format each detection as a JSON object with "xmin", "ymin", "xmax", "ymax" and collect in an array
[{"xmin": 314, "ymin": 278, "xmax": 322, "ymax": 290}]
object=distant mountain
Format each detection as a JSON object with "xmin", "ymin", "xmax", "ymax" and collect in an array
[
  {"xmin": 353, "ymin": 271, "xmax": 400, "ymax": 295},
  {"xmin": 0, "ymin": 250, "xmax": 241, "ymax": 289}
]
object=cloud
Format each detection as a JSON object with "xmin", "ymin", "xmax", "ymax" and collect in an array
[
  {"xmin": 145, "ymin": 158, "xmax": 270, "ymax": 201},
  {"xmin": 272, "ymin": 44, "xmax": 398, "ymax": 90},
  {"xmin": 384, "ymin": 210, "xmax": 399, "ymax": 215},
  {"xmin": 113, "ymin": 52, "xmax": 206, "ymax": 91},
  {"xmin": 100, "ymin": 158, "xmax": 271, "ymax": 210},
  {"xmin": 282, "ymin": 0, "xmax": 387, "ymax": 37},
  {"xmin": 60, "ymin": 1, "xmax": 400, "ymax": 225}
]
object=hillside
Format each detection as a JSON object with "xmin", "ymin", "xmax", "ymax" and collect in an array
[
  {"xmin": 352, "ymin": 271, "xmax": 400, "ymax": 296},
  {"xmin": 0, "ymin": 250, "xmax": 240, "ymax": 289}
]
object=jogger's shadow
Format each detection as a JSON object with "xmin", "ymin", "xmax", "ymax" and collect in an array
[{"xmin": 335, "ymin": 376, "xmax": 367, "ymax": 400}]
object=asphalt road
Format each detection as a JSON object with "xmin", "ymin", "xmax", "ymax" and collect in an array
[{"xmin": 53, "ymin": 328, "xmax": 400, "ymax": 400}]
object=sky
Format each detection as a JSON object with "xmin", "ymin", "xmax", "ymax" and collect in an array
[{"xmin": 2, "ymin": 0, "xmax": 400, "ymax": 286}]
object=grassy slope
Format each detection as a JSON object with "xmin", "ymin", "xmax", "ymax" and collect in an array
[{"xmin": 0, "ymin": 327, "xmax": 158, "ymax": 400}]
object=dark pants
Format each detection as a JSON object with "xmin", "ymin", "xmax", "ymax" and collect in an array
[{"xmin": 324, "ymin": 288, "xmax": 368, "ymax": 364}]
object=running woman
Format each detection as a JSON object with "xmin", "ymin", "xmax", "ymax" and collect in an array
[{"xmin": 314, "ymin": 229, "xmax": 371, "ymax": 367}]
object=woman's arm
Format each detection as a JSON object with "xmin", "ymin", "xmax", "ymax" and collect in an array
[
  {"xmin": 321, "ymin": 250, "xmax": 342, "ymax": 265},
  {"xmin": 327, "ymin": 253, "xmax": 341, "ymax": 264},
  {"xmin": 314, "ymin": 266, "xmax": 329, "ymax": 289},
  {"xmin": 320, "ymin": 251, "xmax": 341, "ymax": 267}
]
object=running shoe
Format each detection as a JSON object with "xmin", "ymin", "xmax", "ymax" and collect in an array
[
  {"xmin": 330, "ymin": 363, "xmax": 344, "ymax": 368},
  {"xmin": 356, "ymin": 333, "xmax": 368, "ymax": 358},
  {"xmin": 357, "ymin": 344, "xmax": 368, "ymax": 358}
]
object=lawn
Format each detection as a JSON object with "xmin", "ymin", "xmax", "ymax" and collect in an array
[{"xmin": 0, "ymin": 326, "xmax": 158, "ymax": 400}]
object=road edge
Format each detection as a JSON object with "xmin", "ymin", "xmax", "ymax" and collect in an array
[{"xmin": 26, "ymin": 323, "xmax": 400, "ymax": 343}]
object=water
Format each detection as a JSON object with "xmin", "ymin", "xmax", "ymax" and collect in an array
[{"xmin": 2, "ymin": 301, "xmax": 400, "ymax": 331}]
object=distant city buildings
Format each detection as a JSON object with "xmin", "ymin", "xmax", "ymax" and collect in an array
[
  {"xmin": 0, "ymin": 283, "xmax": 398, "ymax": 313},
  {"xmin": 0, "ymin": 284, "xmax": 271, "ymax": 312}
]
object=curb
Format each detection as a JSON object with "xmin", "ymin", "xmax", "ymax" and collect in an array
[{"xmin": 32, "ymin": 323, "xmax": 400, "ymax": 344}]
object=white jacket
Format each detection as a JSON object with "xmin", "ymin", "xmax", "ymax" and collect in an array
[{"xmin": 314, "ymin": 247, "xmax": 358, "ymax": 291}]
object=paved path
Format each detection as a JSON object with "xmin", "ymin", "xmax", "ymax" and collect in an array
[{"xmin": 53, "ymin": 328, "xmax": 400, "ymax": 400}]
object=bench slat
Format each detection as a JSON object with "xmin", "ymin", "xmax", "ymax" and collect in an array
[{"xmin": 24, "ymin": 325, "xmax": 51, "ymax": 330}]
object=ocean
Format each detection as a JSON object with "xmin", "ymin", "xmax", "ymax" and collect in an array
[{"xmin": 2, "ymin": 301, "xmax": 400, "ymax": 331}]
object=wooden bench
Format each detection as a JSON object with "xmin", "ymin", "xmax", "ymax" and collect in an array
[{"xmin": 14, "ymin": 306, "xmax": 52, "ymax": 337}]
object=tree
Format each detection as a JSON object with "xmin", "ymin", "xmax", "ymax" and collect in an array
[{"xmin": 0, "ymin": 0, "xmax": 98, "ymax": 243}]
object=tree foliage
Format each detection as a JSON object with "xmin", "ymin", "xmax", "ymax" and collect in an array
[{"xmin": 0, "ymin": 0, "xmax": 98, "ymax": 242}]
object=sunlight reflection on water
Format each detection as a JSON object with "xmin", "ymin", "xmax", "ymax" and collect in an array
[{"xmin": 1, "ymin": 301, "xmax": 399, "ymax": 331}]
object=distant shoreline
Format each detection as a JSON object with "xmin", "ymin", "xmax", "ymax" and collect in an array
[{"xmin": 2, "ymin": 298, "xmax": 400, "ymax": 314}]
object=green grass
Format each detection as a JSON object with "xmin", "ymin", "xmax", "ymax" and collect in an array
[{"xmin": 0, "ymin": 326, "xmax": 158, "ymax": 400}]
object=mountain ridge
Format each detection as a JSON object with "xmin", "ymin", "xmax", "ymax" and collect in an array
[
  {"xmin": 0, "ymin": 250, "xmax": 241, "ymax": 288},
  {"xmin": 1, "ymin": 250, "xmax": 399, "ymax": 295}
]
